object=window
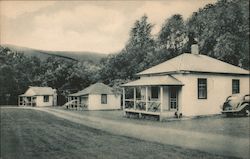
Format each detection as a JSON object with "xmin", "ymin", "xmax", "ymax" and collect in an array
[
  {"xmin": 43, "ymin": 95, "xmax": 49, "ymax": 102},
  {"xmin": 232, "ymin": 79, "xmax": 240, "ymax": 94},
  {"xmin": 198, "ymin": 78, "xmax": 207, "ymax": 99},
  {"xmin": 101, "ymin": 94, "xmax": 107, "ymax": 104},
  {"xmin": 151, "ymin": 87, "xmax": 159, "ymax": 99}
]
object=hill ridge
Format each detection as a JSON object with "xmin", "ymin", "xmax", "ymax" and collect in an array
[{"xmin": 1, "ymin": 44, "xmax": 107, "ymax": 63}]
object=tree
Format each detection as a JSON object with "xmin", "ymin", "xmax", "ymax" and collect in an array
[
  {"xmin": 158, "ymin": 14, "xmax": 186, "ymax": 54},
  {"xmin": 214, "ymin": 32, "xmax": 241, "ymax": 66},
  {"xmin": 100, "ymin": 15, "xmax": 155, "ymax": 83},
  {"xmin": 186, "ymin": 0, "xmax": 249, "ymax": 68}
]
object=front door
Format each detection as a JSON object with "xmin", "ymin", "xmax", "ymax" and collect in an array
[{"xmin": 169, "ymin": 87, "xmax": 178, "ymax": 110}]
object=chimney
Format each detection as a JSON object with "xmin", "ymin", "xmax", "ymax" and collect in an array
[{"xmin": 191, "ymin": 44, "xmax": 199, "ymax": 55}]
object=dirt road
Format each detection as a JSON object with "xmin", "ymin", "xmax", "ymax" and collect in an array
[{"xmin": 34, "ymin": 107, "xmax": 249, "ymax": 159}]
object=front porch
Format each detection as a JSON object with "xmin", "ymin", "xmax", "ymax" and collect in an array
[
  {"xmin": 122, "ymin": 76, "xmax": 183, "ymax": 121},
  {"xmin": 18, "ymin": 96, "xmax": 36, "ymax": 107},
  {"xmin": 66, "ymin": 95, "xmax": 89, "ymax": 110}
]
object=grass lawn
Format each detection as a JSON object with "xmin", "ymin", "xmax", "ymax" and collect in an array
[
  {"xmin": 56, "ymin": 108, "xmax": 250, "ymax": 138},
  {"xmin": 0, "ymin": 108, "xmax": 238, "ymax": 159}
]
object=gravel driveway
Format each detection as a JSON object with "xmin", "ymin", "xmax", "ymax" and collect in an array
[{"xmin": 29, "ymin": 107, "xmax": 250, "ymax": 159}]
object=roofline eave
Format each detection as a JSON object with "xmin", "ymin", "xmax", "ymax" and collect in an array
[
  {"xmin": 137, "ymin": 70, "xmax": 249, "ymax": 77},
  {"xmin": 68, "ymin": 93, "xmax": 119, "ymax": 97},
  {"xmin": 19, "ymin": 94, "xmax": 54, "ymax": 97},
  {"xmin": 121, "ymin": 84, "xmax": 184, "ymax": 87}
]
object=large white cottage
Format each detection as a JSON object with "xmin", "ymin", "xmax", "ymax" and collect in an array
[
  {"xmin": 122, "ymin": 44, "xmax": 249, "ymax": 120},
  {"xmin": 18, "ymin": 86, "xmax": 57, "ymax": 107},
  {"xmin": 67, "ymin": 83, "xmax": 121, "ymax": 110}
]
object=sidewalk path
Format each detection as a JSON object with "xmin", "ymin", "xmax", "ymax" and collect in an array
[{"xmin": 12, "ymin": 107, "xmax": 250, "ymax": 158}]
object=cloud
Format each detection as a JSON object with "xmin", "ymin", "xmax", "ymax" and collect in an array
[
  {"xmin": 0, "ymin": 0, "xmax": 216, "ymax": 53},
  {"xmin": 19, "ymin": 5, "xmax": 127, "ymax": 53},
  {"xmin": 0, "ymin": 1, "xmax": 55, "ymax": 19},
  {"xmin": 34, "ymin": 5, "xmax": 125, "ymax": 35}
]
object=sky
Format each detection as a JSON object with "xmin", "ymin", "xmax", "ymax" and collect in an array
[{"xmin": 0, "ymin": 0, "xmax": 216, "ymax": 54}]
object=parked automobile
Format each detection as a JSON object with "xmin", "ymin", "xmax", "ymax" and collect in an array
[{"xmin": 221, "ymin": 94, "xmax": 250, "ymax": 117}]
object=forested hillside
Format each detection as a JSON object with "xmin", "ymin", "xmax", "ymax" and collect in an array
[
  {"xmin": 0, "ymin": 47, "xmax": 101, "ymax": 105},
  {"xmin": 100, "ymin": 0, "xmax": 249, "ymax": 84},
  {"xmin": 0, "ymin": 0, "xmax": 249, "ymax": 105},
  {"xmin": 1, "ymin": 44, "xmax": 107, "ymax": 64}
]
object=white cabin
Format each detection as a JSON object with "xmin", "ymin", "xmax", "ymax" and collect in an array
[
  {"xmin": 122, "ymin": 44, "xmax": 250, "ymax": 120},
  {"xmin": 67, "ymin": 83, "xmax": 121, "ymax": 110},
  {"xmin": 18, "ymin": 86, "xmax": 57, "ymax": 107}
]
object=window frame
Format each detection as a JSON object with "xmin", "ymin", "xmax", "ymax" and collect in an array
[
  {"xmin": 198, "ymin": 78, "xmax": 207, "ymax": 99},
  {"xmin": 232, "ymin": 79, "xmax": 240, "ymax": 94},
  {"xmin": 43, "ymin": 95, "xmax": 49, "ymax": 102},
  {"xmin": 101, "ymin": 94, "xmax": 107, "ymax": 104},
  {"xmin": 151, "ymin": 86, "xmax": 159, "ymax": 99}
]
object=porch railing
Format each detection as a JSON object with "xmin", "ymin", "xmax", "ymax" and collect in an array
[
  {"xmin": 148, "ymin": 101, "xmax": 161, "ymax": 112},
  {"xmin": 65, "ymin": 100, "xmax": 88, "ymax": 110},
  {"xmin": 125, "ymin": 99, "xmax": 161, "ymax": 112},
  {"xmin": 125, "ymin": 99, "xmax": 134, "ymax": 109},
  {"xmin": 136, "ymin": 100, "xmax": 146, "ymax": 110}
]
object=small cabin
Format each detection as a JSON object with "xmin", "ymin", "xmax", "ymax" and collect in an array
[
  {"xmin": 67, "ymin": 83, "xmax": 121, "ymax": 110},
  {"xmin": 18, "ymin": 86, "xmax": 57, "ymax": 107},
  {"xmin": 122, "ymin": 44, "xmax": 250, "ymax": 120}
]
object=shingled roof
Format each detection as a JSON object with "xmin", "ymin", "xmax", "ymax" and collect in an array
[
  {"xmin": 20, "ymin": 87, "xmax": 55, "ymax": 96},
  {"xmin": 69, "ymin": 83, "xmax": 114, "ymax": 96},
  {"xmin": 137, "ymin": 53, "xmax": 249, "ymax": 76}
]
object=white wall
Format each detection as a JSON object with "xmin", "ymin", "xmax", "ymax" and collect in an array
[
  {"xmin": 36, "ymin": 95, "xmax": 53, "ymax": 107},
  {"xmin": 173, "ymin": 74, "xmax": 250, "ymax": 116},
  {"xmin": 88, "ymin": 94, "xmax": 121, "ymax": 110}
]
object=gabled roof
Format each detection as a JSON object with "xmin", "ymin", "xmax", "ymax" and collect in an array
[
  {"xmin": 137, "ymin": 53, "xmax": 249, "ymax": 76},
  {"xmin": 20, "ymin": 86, "xmax": 55, "ymax": 96},
  {"xmin": 69, "ymin": 83, "xmax": 114, "ymax": 96},
  {"xmin": 122, "ymin": 75, "xmax": 183, "ymax": 87}
]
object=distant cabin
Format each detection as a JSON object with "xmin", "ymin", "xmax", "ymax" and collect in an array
[
  {"xmin": 67, "ymin": 83, "xmax": 121, "ymax": 110},
  {"xmin": 122, "ymin": 44, "xmax": 250, "ymax": 120},
  {"xmin": 18, "ymin": 86, "xmax": 57, "ymax": 107}
]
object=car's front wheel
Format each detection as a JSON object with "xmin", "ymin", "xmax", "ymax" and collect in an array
[
  {"xmin": 246, "ymin": 108, "xmax": 250, "ymax": 116},
  {"xmin": 245, "ymin": 104, "xmax": 250, "ymax": 116}
]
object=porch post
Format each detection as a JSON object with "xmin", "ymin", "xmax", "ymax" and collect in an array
[
  {"xmin": 160, "ymin": 86, "xmax": 163, "ymax": 113},
  {"xmin": 145, "ymin": 86, "xmax": 148, "ymax": 112},
  {"xmin": 122, "ymin": 87, "xmax": 125, "ymax": 110},
  {"xmin": 31, "ymin": 97, "xmax": 33, "ymax": 107},
  {"xmin": 178, "ymin": 87, "xmax": 182, "ymax": 114},
  {"xmin": 77, "ymin": 97, "xmax": 80, "ymax": 109},
  {"xmin": 24, "ymin": 97, "xmax": 26, "ymax": 106},
  {"xmin": 18, "ymin": 96, "xmax": 20, "ymax": 106},
  {"xmin": 133, "ymin": 87, "xmax": 136, "ymax": 110}
]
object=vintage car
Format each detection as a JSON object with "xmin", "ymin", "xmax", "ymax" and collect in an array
[{"xmin": 221, "ymin": 94, "xmax": 250, "ymax": 117}]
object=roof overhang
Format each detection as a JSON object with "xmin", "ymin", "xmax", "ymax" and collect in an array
[
  {"xmin": 68, "ymin": 93, "xmax": 89, "ymax": 97},
  {"xmin": 137, "ymin": 70, "xmax": 250, "ymax": 77},
  {"xmin": 121, "ymin": 75, "xmax": 183, "ymax": 87},
  {"xmin": 19, "ymin": 94, "xmax": 53, "ymax": 97},
  {"xmin": 19, "ymin": 94, "xmax": 28, "ymax": 97}
]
